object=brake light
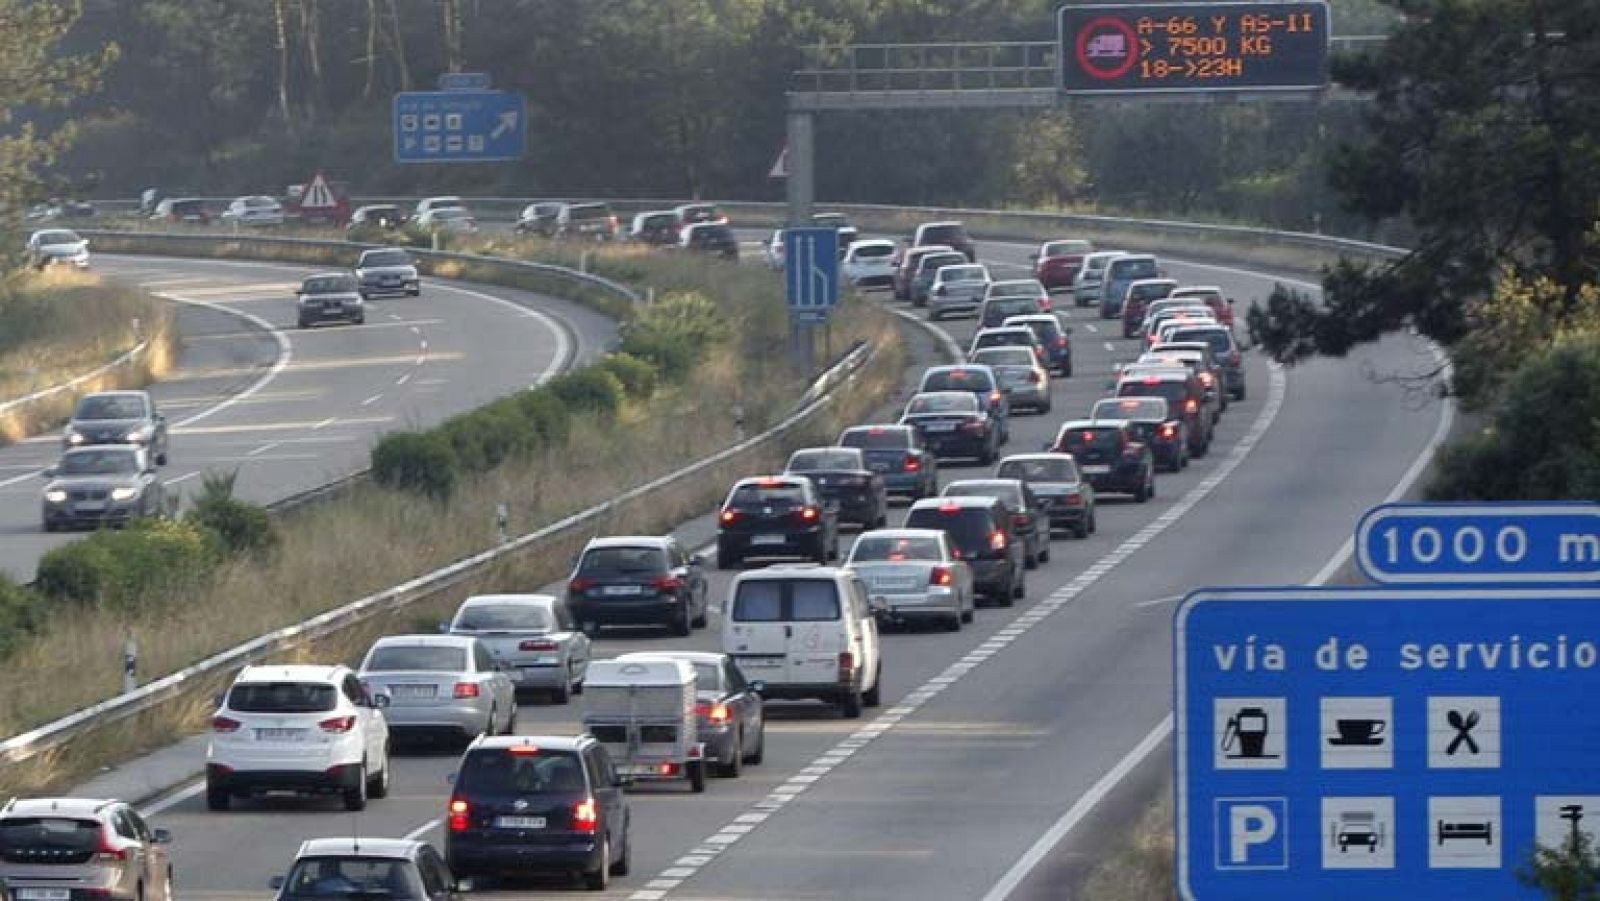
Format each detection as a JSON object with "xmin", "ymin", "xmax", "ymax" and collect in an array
[
  {"xmin": 798, "ymin": 506, "xmax": 819, "ymax": 523},
  {"xmin": 569, "ymin": 576, "xmax": 594, "ymax": 592},
  {"xmin": 838, "ymin": 651, "xmax": 855, "ymax": 682},
  {"xmin": 1064, "ymin": 494, "xmax": 1085, "ymax": 507},
  {"xmin": 318, "ymin": 715, "xmax": 357, "ymax": 734},
  {"xmin": 1037, "ymin": 297, "xmax": 1051, "ymax": 311},
  {"xmin": 607, "ymin": 215, "xmax": 619, "ymax": 231},
  {"xmin": 448, "ymin": 797, "xmax": 470, "ymax": 832},
  {"xmin": 904, "ymin": 454, "xmax": 921, "ymax": 473},
  {"xmin": 989, "ymin": 390, "xmax": 1003, "ymax": 405},
  {"xmin": 1083, "ymin": 431, "xmax": 1097, "ymax": 443},
  {"xmin": 939, "ymin": 502, "xmax": 963, "ymax": 513},
  {"xmin": 1012, "ymin": 513, "xmax": 1029, "ymax": 528},
  {"xmin": 1055, "ymin": 336, "xmax": 1068, "ymax": 348},
  {"xmin": 653, "ymin": 574, "xmax": 685, "ymax": 592},
  {"xmin": 573, "ymin": 798, "xmax": 599, "ymax": 834},
  {"xmin": 989, "ymin": 531, "xmax": 1008, "ymax": 551},
  {"xmin": 930, "ymin": 566, "xmax": 953, "ymax": 587},
  {"xmin": 1184, "ymin": 398, "xmax": 1199, "ymax": 414},
  {"xmin": 1142, "ymin": 376, "xmax": 1161, "ymax": 385},
  {"xmin": 719, "ymin": 508, "xmax": 739, "ymax": 525},
  {"xmin": 507, "ymin": 744, "xmax": 540, "ymax": 755},
  {"xmin": 658, "ymin": 762, "xmax": 679, "ymax": 776},
  {"xmin": 1229, "ymin": 350, "xmax": 1242, "ymax": 366},
  {"xmin": 95, "ymin": 829, "xmax": 127, "ymax": 863},
  {"xmin": 1198, "ymin": 372, "xmax": 1214, "ymax": 387},
  {"xmin": 699, "ymin": 702, "xmax": 731, "ymax": 724},
  {"xmin": 211, "ymin": 715, "xmax": 242, "ymax": 733},
  {"xmin": 1159, "ymin": 423, "xmax": 1178, "ymax": 438},
  {"xmin": 520, "ymin": 639, "xmax": 558, "ymax": 652},
  {"xmin": 961, "ymin": 419, "xmax": 988, "ymax": 433},
  {"xmin": 453, "ymin": 682, "xmax": 480, "ymax": 699}
]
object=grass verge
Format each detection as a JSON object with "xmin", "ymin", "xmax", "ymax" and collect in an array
[
  {"xmin": 0, "ymin": 270, "xmax": 176, "ymax": 444},
  {"xmin": 1085, "ymin": 793, "xmax": 1176, "ymax": 901}
]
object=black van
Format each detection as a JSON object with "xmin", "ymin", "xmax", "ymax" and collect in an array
[{"xmin": 904, "ymin": 495, "xmax": 1025, "ymax": 605}]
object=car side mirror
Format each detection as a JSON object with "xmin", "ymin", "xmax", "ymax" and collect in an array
[
  {"xmin": 446, "ymin": 772, "xmax": 457, "ymax": 784},
  {"xmin": 1028, "ymin": 253, "xmax": 1038, "ymax": 261},
  {"xmin": 690, "ymin": 553, "xmax": 705, "ymax": 566},
  {"xmin": 41, "ymin": 467, "xmax": 56, "ymax": 478},
  {"xmin": 153, "ymin": 828, "xmax": 172, "ymax": 845},
  {"xmin": 269, "ymin": 876, "xmax": 285, "ymax": 890},
  {"xmin": 371, "ymin": 690, "xmax": 392, "ymax": 709},
  {"xmin": 437, "ymin": 621, "xmax": 451, "ymax": 634},
  {"xmin": 749, "ymin": 680, "xmax": 767, "ymax": 696},
  {"xmin": 1063, "ymin": 325, "xmax": 1074, "ymax": 335}
]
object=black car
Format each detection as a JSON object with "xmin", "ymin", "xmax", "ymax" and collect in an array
[
  {"xmin": 904, "ymin": 496, "xmax": 1025, "ymax": 604},
  {"xmin": 899, "ymin": 391, "xmax": 1000, "ymax": 465},
  {"xmin": 978, "ymin": 295, "xmax": 1044, "ymax": 330},
  {"xmin": 617, "ymin": 651, "xmax": 765, "ymax": 777},
  {"xmin": 296, "ymin": 272, "xmax": 365, "ymax": 327},
  {"xmin": 445, "ymin": 735, "xmax": 630, "ymax": 891},
  {"xmin": 1050, "ymin": 420, "xmax": 1155, "ymax": 502},
  {"xmin": 917, "ymin": 365, "xmax": 1010, "ymax": 443},
  {"xmin": 683, "ymin": 222, "xmax": 739, "ymax": 259},
  {"xmin": 566, "ymin": 536, "xmax": 709, "ymax": 637},
  {"xmin": 941, "ymin": 478, "xmax": 1050, "ymax": 568},
  {"xmin": 1116, "ymin": 367, "xmax": 1213, "ymax": 456},
  {"xmin": 784, "ymin": 446, "xmax": 889, "ymax": 529},
  {"xmin": 1166, "ymin": 325, "xmax": 1247, "ymax": 401},
  {"xmin": 996, "ymin": 454, "xmax": 1096, "ymax": 539},
  {"xmin": 717, "ymin": 476, "xmax": 840, "ymax": 569},
  {"xmin": 1092, "ymin": 396, "xmax": 1188, "ymax": 472},
  {"xmin": 913, "ymin": 221, "xmax": 977, "ymax": 262},
  {"xmin": 836, "ymin": 425, "xmax": 939, "ymax": 500},
  {"xmin": 514, "ymin": 202, "xmax": 563, "ymax": 236}
]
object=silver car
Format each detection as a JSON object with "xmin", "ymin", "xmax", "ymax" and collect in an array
[
  {"xmin": 970, "ymin": 346, "xmax": 1051, "ymax": 414},
  {"xmin": 63, "ymin": 390, "xmax": 168, "ymax": 463},
  {"xmin": 42, "ymin": 447, "xmax": 165, "ymax": 532},
  {"xmin": 354, "ymin": 247, "xmax": 421, "ymax": 298},
  {"xmin": 1073, "ymin": 250, "xmax": 1124, "ymax": 309},
  {"xmin": 446, "ymin": 594, "xmax": 591, "ymax": 704},
  {"xmin": 615, "ymin": 651, "xmax": 766, "ymax": 777},
  {"xmin": 358, "ymin": 635, "xmax": 515, "ymax": 743},
  {"xmin": 0, "ymin": 797, "xmax": 174, "ymax": 901},
  {"xmin": 927, "ymin": 263, "xmax": 992, "ymax": 321},
  {"xmin": 845, "ymin": 528, "xmax": 975, "ymax": 631},
  {"xmin": 26, "ymin": 228, "xmax": 90, "ymax": 269}
]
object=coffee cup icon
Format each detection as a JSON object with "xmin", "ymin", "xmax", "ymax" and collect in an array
[{"xmin": 1331, "ymin": 717, "xmax": 1386, "ymax": 746}]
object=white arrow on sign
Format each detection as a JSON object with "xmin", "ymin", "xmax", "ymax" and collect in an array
[{"xmin": 490, "ymin": 111, "xmax": 518, "ymax": 140}]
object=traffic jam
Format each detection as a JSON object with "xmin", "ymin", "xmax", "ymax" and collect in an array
[{"xmin": 0, "ymin": 212, "xmax": 1255, "ymax": 899}]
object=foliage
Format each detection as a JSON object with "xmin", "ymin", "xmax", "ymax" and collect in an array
[
  {"xmin": 34, "ymin": 519, "xmax": 220, "ymax": 612},
  {"xmin": 371, "ymin": 430, "xmax": 457, "ymax": 500},
  {"xmin": 185, "ymin": 470, "xmax": 277, "ymax": 555},
  {"xmin": 620, "ymin": 292, "xmax": 730, "ymax": 381},
  {"xmin": 1520, "ymin": 827, "xmax": 1600, "ymax": 900},
  {"xmin": 547, "ymin": 368, "xmax": 625, "ymax": 420},
  {"xmin": 0, "ymin": 576, "xmax": 41, "ymax": 660},
  {"xmin": 598, "ymin": 352, "xmax": 658, "ymax": 400}
]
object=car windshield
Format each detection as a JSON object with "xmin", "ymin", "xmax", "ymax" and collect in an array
[
  {"xmin": 0, "ymin": 818, "xmax": 101, "ymax": 853},
  {"xmin": 906, "ymin": 393, "xmax": 977, "ymax": 415},
  {"xmin": 364, "ymin": 645, "xmax": 467, "ymax": 673},
  {"xmin": 997, "ymin": 458, "xmax": 1080, "ymax": 483},
  {"xmin": 458, "ymin": 747, "xmax": 586, "ymax": 795},
  {"xmin": 989, "ymin": 282, "xmax": 1041, "ymax": 297},
  {"xmin": 851, "ymin": 243, "xmax": 894, "ymax": 259},
  {"xmin": 945, "ymin": 482, "xmax": 1022, "ymax": 507},
  {"xmin": 1043, "ymin": 241, "xmax": 1091, "ymax": 257},
  {"xmin": 730, "ymin": 483, "xmax": 806, "ymax": 505},
  {"xmin": 850, "ymin": 533, "xmax": 942, "ymax": 562},
  {"xmin": 939, "ymin": 266, "xmax": 985, "ymax": 282},
  {"xmin": 1095, "ymin": 397, "xmax": 1169, "ymax": 421},
  {"xmin": 433, "ymin": 208, "xmax": 469, "ymax": 221},
  {"xmin": 922, "ymin": 369, "xmax": 995, "ymax": 392},
  {"xmin": 37, "ymin": 230, "xmax": 80, "ymax": 244},
  {"xmin": 302, "ymin": 276, "xmax": 357, "ymax": 294},
  {"xmin": 58, "ymin": 450, "xmax": 139, "ymax": 475},
  {"xmin": 839, "ymin": 428, "xmax": 908, "ymax": 450},
  {"xmin": 972, "ymin": 348, "xmax": 1035, "ymax": 369},
  {"xmin": 454, "ymin": 604, "xmax": 554, "ymax": 632},
  {"xmin": 904, "ymin": 507, "xmax": 994, "ymax": 552},
  {"xmin": 75, "ymin": 395, "xmax": 146, "ymax": 420},
  {"xmin": 282, "ymin": 857, "xmax": 419, "ymax": 900},
  {"xmin": 578, "ymin": 546, "xmax": 668, "ymax": 575},
  {"xmin": 360, "ymin": 250, "xmax": 410, "ymax": 267},
  {"xmin": 570, "ymin": 204, "xmax": 612, "ymax": 221},
  {"xmin": 788, "ymin": 449, "xmax": 861, "ymax": 471},
  {"xmin": 227, "ymin": 682, "xmax": 338, "ymax": 713}
]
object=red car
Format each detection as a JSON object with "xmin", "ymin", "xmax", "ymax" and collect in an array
[{"xmin": 1031, "ymin": 240, "xmax": 1094, "ymax": 291}]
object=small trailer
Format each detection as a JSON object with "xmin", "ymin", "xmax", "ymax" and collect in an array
[{"xmin": 581, "ymin": 657, "xmax": 707, "ymax": 792}]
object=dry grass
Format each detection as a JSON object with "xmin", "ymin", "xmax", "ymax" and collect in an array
[{"xmin": 1085, "ymin": 794, "xmax": 1176, "ymax": 901}]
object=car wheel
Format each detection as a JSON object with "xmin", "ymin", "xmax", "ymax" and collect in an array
[
  {"xmin": 688, "ymin": 759, "xmax": 707, "ymax": 793},
  {"xmin": 946, "ymin": 611, "xmax": 962, "ymax": 631},
  {"xmin": 1063, "ymin": 360, "xmax": 1074, "ymax": 377},
  {"xmin": 927, "ymin": 308, "xmax": 939, "ymax": 321},
  {"xmin": 691, "ymin": 599, "xmax": 709, "ymax": 629},
  {"xmin": 840, "ymin": 688, "xmax": 864, "ymax": 719},
  {"xmin": 961, "ymin": 600, "xmax": 974, "ymax": 623},
  {"xmin": 863, "ymin": 665, "xmax": 882, "ymax": 707},
  {"xmin": 368, "ymin": 750, "xmax": 391, "ymax": 799},
  {"xmin": 672, "ymin": 604, "xmax": 692, "ymax": 637},
  {"xmin": 551, "ymin": 675, "xmax": 571, "ymax": 705},
  {"xmin": 205, "ymin": 779, "xmax": 230, "ymax": 812},
  {"xmin": 343, "ymin": 764, "xmax": 368, "ymax": 811},
  {"xmin": 1236, "ymin": 384, "xmax": 1248, "ymax": 401},
  {"xmin": 745, "ymin": 719, "xmax": 766, "ymax": 764},
  {"xmin": 43, "ymin": 520, "xmax": 57, "ymax": 533},
  {"xmin": 717, "ymin": 548, "xmax": 738, "ymax": 571},
  {"xmin": 156, "ymin": 451, "xmax": 168, "ymax": 466},
  {"xmin": 613, "ymin": 829, "xmax": 631, "ymax": 877},
  {"xmin": 297, "ymin": 318, "xmax": 310, "ymax": 329},
  {"xmin": 1090, "ymin": 511, "xmax": 1098, "ymax": 534},
  {"xmin": 408, "ymin": 287, "xmax": 421, "ymax": 297},
  {"xmin": 1024, "ymin": 546, "xmax": 1038, "ymax": 569},
  {"xmin": 583, "ymin": 837, "xmax": 610, "ymax": 890},
  {"xmin": 719, "ymin": 732, "xmax": 743, "ymax": 778},
  {"xmin": 1040, "ymin": 542, "xmax": 1051, "ymax": 563},
  {"xmin": 1010, "ymin": 571, "xmax": 1026, "ymax": 602},
  {"xmin": 481, "ymin": 707, "xmax": 497, "ymax": 739},
  {"xmin": 353, "ymin": 314, "xmax": 366, "ymax": 325},
  {"xmin": 502, "ymin": 698, "xmax": 518, "ymax": 734}
]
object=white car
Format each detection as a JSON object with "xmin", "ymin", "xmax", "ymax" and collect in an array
[
  {"xmin": 416, "ymin": 206, "xmax": 479, "ymax": 235},
  {"xmin": 764, "ymin": 228, "xmax": 786, "ymax": 270},
  {"xmin": 26, "ymin": 228, "xmax": 89, "ymax": 269},
  {"xmin": 927, "ymin": 263, "xmax": 992, "ymax": 321},
  {"xmin": 842, "ymin": 239, "xmax": 896, "ymax": 289},
  {"xmin": 205, "ymin": 664, "xmax": 392, "ymax": 812},
  {"xmin": 220, "ymin": 195, "xmax": 285, "ymax": 227},
  {"xmin": 414, "ymin": 195, "xmax": 465, "ymax": 219}
]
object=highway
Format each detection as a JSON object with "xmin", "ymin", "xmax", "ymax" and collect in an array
[
  {"xmin": 0, "ymin": 255, "xmax": 614, "ymax": 581},
  {"xmin": 102, "ymin": 236, "xmax": 1450, "ymax": 899}
]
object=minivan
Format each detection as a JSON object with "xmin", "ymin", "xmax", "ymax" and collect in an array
[
  {"xmin": 722, "ymin": 566, "xmax": 882, "ymax": 718},
  {"xmin": 912, "ymin": 221, "xmax": 976, "ymax": 261},
  {"xmin": 1099, "ymin": 254, "xmax": 1161, "ymax": 319}
]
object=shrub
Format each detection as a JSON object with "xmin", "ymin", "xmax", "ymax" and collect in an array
[
  {"xmin": 35, "ymin": 539, "xmax": 115, "ymax": 605},
  {"xmin": 516, "ymin": 389, "xmax": 570, "ymax": 446},
  {"xmin": 621, "ymin": 292, "xmax": 730, "ymax": 381},
  {"xmin": 598, "ymin": 352, "xmax": 658, "ymax": 399},
  {"xmin": 547, "ymin": 368, "xmax": 625, "ymax": 419},
  {"xmin": 186, "ymin": 471, "xmax": 277, "ymax": 555},
  {"xmin": 0, "ymin": 576, "xmax": 41, "ymax": 659},
  {"xmin": 372, "ymin": 431, "xmax": 458, "ymax": 499},
  {"xmin": 35, "ymin": 519, "xmax": 220, "ymax": 612}
]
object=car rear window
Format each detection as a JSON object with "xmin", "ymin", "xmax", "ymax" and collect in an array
[
  {"xmin": 730, "ymin": 484, "xmax": 806, "ymax": 506},
  {"xmin": 680, "ymin": 205, "xmax": 720, "ymax": 223},
  {"xmin": 922, "ymin": 369, "xmax": 995, "ymax": 393},
  {"xmin": 972, "ymin": 348, "xmax": 1035, "ymax": 369},
  {"xmin": 793, "ymin": 581, "xmax": 841, "ymax": 620},
  {"xmin": 918, "ymin": 253, "xmax": 967, "ymax": 273},
  {"xmin": 365, "ymin": 645, "xmax": 467, "ymax": 673},
  {"xmin": 692, "ymin": 225, "xmax": 734, "ymax": 242},
  {"xmin": 904, "ymin": 507, "xmax": 995, "ymax": 551},
  {"xmin": 788, "ymin": 449, "xmax": 861, "ymax": 471},
  {"xmin": 850, "ymin": 533, "xmax": 942, "ymax": 562},
  {"xmin": 906, "ymin": 393, "xmax": 977, "ymax": 415},
  {"xmin": 282, "ymin": 857, "xmax": 415, "ymax": 899},
  {"xmin": 569, "ymin": 204, "xmax": 612, "ymax": 221},
  {"xmin": 228, "ymin": 682, "xmax": 338, "ymax": 713},
  {"xmin": 939, "ymin": 265, "xmax": 986, "ymax": 282},
  {"xmin": 852, "ymin": 244, "xmax": 893, "ymax": 259},
  {"xmin": 944, "ymin": 483, "xmax": 1022, "ymax": 508},
  {"xmin": 454, "ymin": 604, "xmax": 554, "ymax": 632},
  {"xmin": 997, "ymin": 458, "xmax": 1080, "ymax": 483},
  {"xmin": 1043, "ymin": 241, "xmax": 1092, "ymax": 257},
  {"xmin": 921, "ymin": 225, "xmax": 967, "ymax": 244},
  {"xmin": 731, "ymin": 580, "xmax": 839, "ymax": 621},
  {"xmin": 1011, "ymin": 319, "xmax": 1062, "ymax": 342},
  {"xmin": 579, "ymin": 546, "xmax": 668, "ymax": 575},
  {"xmin": 1119, "ymin": 381, "xmax": 1189, "ymax": 409},
  {"xmin": 985, "ymin": 298, "xmax": 1039, "ymax": 320},
  {"xmin": 1094, "ymin": 397, "xmax": 1169, "ymax": 421},
  {"xmin": 1109, "ymin": 258, "xmax": 1158, "ymax": 280},
  {"xmin": 0, "ymin": 817, "xmax": 101, "ymax": 854},
  {"xmin": 839, "ymin": 428, "xmax": 909, "ymax": 450},
  {"xmin": 976, "ymin": 331, "xmax": 1033, "ymax": 349},
  {"xmin": 1169, "ymin": 328, "xmax": 1235, "ymax": 356},
  {"xmin": 731, "ymin": 581, "xmax": 782, "ymax": 621},
  {"xmin": 1130, "ymin": 282, "xmax": 1175, "ymax": 301},
  {"xmin": 37, "ymin": 230, "xmax": 80, "ymax": 244},
  {"xmin": 457, "ymin": 748, "xmax": 586, "ymax": 795},
  {"xmin": 1061, "ymin": 428, "xmax": 1122, "ymax": 454},
  {"xmin": 989, "ymin": 282, "xmax": 1041, "ymax": 298}
]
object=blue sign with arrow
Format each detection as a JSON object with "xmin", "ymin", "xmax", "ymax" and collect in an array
[
  {"xmin": 1177, "ymin": 586, "xmax": 1600, "ymax": 900},
  {"xmin": 1357, "ymin": 502, "xmax": 1600, "ymax": 585},
  {"xmin": 393, "ymin": 89, "xmax": 525, "ymax": 163},
  {"xmin": 783, "ymin": 227, "xmax": 840, "ymax": 322}
]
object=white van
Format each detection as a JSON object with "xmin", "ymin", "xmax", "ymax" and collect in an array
[{"xmin": 721, "ymin": 565, "xmax": 882, "ymax": 718}]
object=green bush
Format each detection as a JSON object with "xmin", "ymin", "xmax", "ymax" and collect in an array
[
  {"xmin": 598, "ymin": 352, "xmax": 658, "ymax": 399},
  {"xmin": 0, "ymin": 576, "xmax": 42, "ymax": 659},
  {"xmin": 346, "ymin": 223, "xmax": 431, "ymax": 248},
  {"xmin": 547, "ymin": 368, "xmax": 626, "ymax": 419},
  {"xmin": 35, "ymin": 540, "xmax": 115, "ymax": 605},
  {"xmin": 186, "ymin": 471, "xmax": 277, "ymax": 555},
  {"xmin": 372, "ymin": 431, "xmax": 459, "ymax": 499},
  {"xmin": 516, "ymin": 389, "xmax": 570, "ymax": 446},
  {"xmin": 620, "ymin": 292, "xmax": 730, "ymax": 381},
  {"xmin": 35, "ymin": 520, "xmax": 220, "ymax": 612}
]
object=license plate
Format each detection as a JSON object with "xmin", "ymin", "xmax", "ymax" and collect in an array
[
  {"xmin": 873, "ymin": 577, "xmax": 922, "ymax": 592},
  {"xmin": 256, "ymin": 728, "xmax": 304, "ymax": 741},
  {"xmin": 602, "ymin": 584, "xmax": 644, "ymax": 596},
  {"xmin": 739, "ymin": 657, "xmax": 782, "ymax": 669},
  {"xmin": 751, "ymin": 534, "xmax": 785, "ymax": 546},
  {"xmin": 868, "ymin": 462, "xmax": 890, "ymax": 473},
  {"xmin": 619, "ymin": 764, "xmax": 658, "ymax": 776},
  {"xmin": 1082, "ymin": 464, "xmax": 1111, "ymax": 475},
  {"xmin": 520, "ymin": 657, "xmax": 555, "ymax": 666},
  {"xmin": 17, "ymin": 890, "xmax": 70, "ymax": 901},
  {"xmin": 392, "ymin": 684, "xmax": 436, "ymax": 699},
  {"xmin": 75, "ymin": 502, "xmax": 105, "ymax": 513},
  {"xmin": 922, "ymin": 421, "xmax": 957, "ymax": 432},
  {"xmin": 495, "ymin": 816, "xmax": 546, "ymax": 830}
]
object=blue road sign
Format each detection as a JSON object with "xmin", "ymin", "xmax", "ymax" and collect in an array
[
  {"xmin": 393, "ymin": 90, "xmax": 525, "ymax": 163},
  {"xmin": 1358, "ymin": 502, "xmax": 1600, "ymax": 585},
  {"xmin": 783, "ymin": 227, "xmax": 840, "ymax": 320},
  {"xmin": 1177, "ymin": 586, "xmax": 1600, "ymax": 900}
]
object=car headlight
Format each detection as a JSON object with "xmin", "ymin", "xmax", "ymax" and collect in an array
[
  {"xmin": 124, "ymin": 429, "xmax": 150, "ymax": 444},
  {"xmin": 65, "ymin": 430, "xmax": 85, "ymax": 445},
  {"xmin": 111, "ymin": 487, "xmax": 139, "ymax": 502},
  {"xmin": 44, "ymin": 489, "xmax": 67, "ymax": 503}
]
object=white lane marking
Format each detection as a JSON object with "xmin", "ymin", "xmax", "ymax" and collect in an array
[
  {"xmin": 425, "ymin": 282, "xmax": 574, "ymax": 388},
  {"xmin": 361, "ymin": 394, "xmax": 383, "ymax": 407},
  {"xmin": 405, "ymin": 818, "xmax": 441, "ymax": 842},
  {"xmin": 165, "ymin": 472, "xmax": 201, "ymax": 487},
  {"xmin": 311, "ymin": 417, "xmax": 336, "ymax": 430},
  {"xmin": 395, "ymin": 373, "xmax": 411, "ymax": 386},
  {"xmin": 638, "ymin": 362, "xmax": 1290, "ymax": 900},
  {"xmin": 139, "ymin": 780, "xmax": 205, "ymax": 817},
  {"xmin": 978, "ymin": 368, "xmax": 1455, "ymax": 901},
  {"xmin": 1102, "ymin": 341, "xmax": 1115, "ymax": 352},
  {"xmin": 1134, "ymin": 593, "xmax": 1185, "ymax": 609},
  {"xmin": 1084, "ymin": 323, "xmax": 1098, "ymax": 334},
  {"xmin": 246, "ymin": 443, "xmax": 279, "ymax": 457}
]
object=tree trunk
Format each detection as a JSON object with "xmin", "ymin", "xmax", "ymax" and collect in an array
[
  {"xmin": 384, "ymin": 0, "xmax": 411, "ymax": 90},
  {"xmin": 362, "ymin": 0, "xmax": 377, "ymax": 99},
  {"xmin": 272, "ymin": 0, "xmax": 293, "ymax": 134},
  {"xmin": 441, "ymin": 0, "xmax": 463, "ymax": 73},
  {"xmin": 297, "ymin": 0, "xmax": 325, "ymax": 118}
]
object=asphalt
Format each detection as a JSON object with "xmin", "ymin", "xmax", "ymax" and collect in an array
[
  {"xmin": 0, "ymin": 254, "xmax": 615, "ymax": 581},
  {"xmin": 66, "ymin": 237, "xmax": 1449, "ymax": 900}
]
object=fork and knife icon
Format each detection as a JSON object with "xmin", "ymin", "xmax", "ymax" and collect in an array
[{"xmin": 1446, "ymin": 709, "xmax": 1481, "ymax": 755}]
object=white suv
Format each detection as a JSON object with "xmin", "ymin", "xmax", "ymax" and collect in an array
[{"xmin": 206, "ymin": 664, "xmax": 392, "ymax": 812}]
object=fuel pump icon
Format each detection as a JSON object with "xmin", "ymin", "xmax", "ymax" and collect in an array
[{"xmin": 1221, "ymin": 706, "xmax": 1277, "ymax": 759}]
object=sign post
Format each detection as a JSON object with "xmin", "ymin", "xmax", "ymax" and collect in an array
[{"xmin": 1058, "ymin": 2, "xmax": 1330, "ymax": 95}]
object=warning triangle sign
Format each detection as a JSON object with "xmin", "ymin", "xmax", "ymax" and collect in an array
[
  {"xmin": 768, "ymin": 145, "xmax": 788, "ymax": 179},
  {"xmin": 301, "ymin": 172, "xmax": 337, "ymax": 210}
]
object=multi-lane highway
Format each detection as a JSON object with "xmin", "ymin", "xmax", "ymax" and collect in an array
[
  {"xmin": 0, "ymin": 255, "xmax": 615, "ymax": 580},
  {"xmin": 83, "ymin": 236, "xmax": 1449, "ymax": 900}
]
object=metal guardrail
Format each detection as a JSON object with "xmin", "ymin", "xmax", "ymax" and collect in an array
[
  {"xmin": 0, "ymin": 339, "xmax": 876, "ymax": 771},
  {"xmin": 0, "ymin": 338, "xmax": 153, "ymax": 443}
]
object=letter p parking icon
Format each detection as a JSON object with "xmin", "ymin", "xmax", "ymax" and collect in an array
[{"xmin": 1216, "ymin": 798, "xmax": 1289, "ymax": 870}]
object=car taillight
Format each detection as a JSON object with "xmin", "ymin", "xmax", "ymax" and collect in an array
[
  {"xmin": 453, "ymin": 682, "xmax": 480, "ymax": 699},
  {"xmin": 1199, "ymin": 372, "xmax": 1214, "ymax": 387},
  {"xmin": 95, "ymin": 829, "xmax": 127, "ymax": 863},
  {"xmin": 211, "ymin": 715, "xmax": 242, "ymax": 733},
  {"xmin": 1037, "ymin": 297, "xmax": 1051, "ymax": 311},
  {"xmin": 1012, "ymin": 513, "xmax": 1029, "ymax": 528},
  {"xmin": 988, "ymin": 391, "xmax": 1003, "ymax": 405},
  {"xmin": 837, "ymin": 651, "xmax": 855, "ymax": 682},
  {"xmin": 448, "ymin": 797, "xmax": 470, "ymax": 832},
  {"xmin": 1055, "ymin": 336, "xmax": 1068, "ymax": 348},
  {"xmin": 569, "ymin": 576, "xmax": 594, "ymax": 593},
  {"xmin": 930, "ymin": 566, "xmax": 953, "ymax": 587},
  {"xmin": 1229, "ymin": 350, "xmax": 1242, "ymax": 366},
  {"xmin": 1124, "ymin": 443, "xmax": 1146, "ymax": 458},
  {"xmin": 573, "ymin": 798, "xmax": 599, "ymax": 834},
  {"xmin": 798, "ymin": 506, "xmax": 819, "ymax": 523},
  {"xmin": 520, "ymin": 639, "xmax": 559, "ymax": 652},
  {"xmin": 608, "ymin": 215, "xmax": 619, "ymax": 231},
  {"xmin": 989, "ymin": 531, "xmax": 1008, "ymax": 551},
  {"xmin": 961, "ymin": 420, "xmax": 988, "ymax": 432},
  {"xmin": 719, "ymin": 509, "xmax": 739, "ymax": 526},
  {"xmin": 1184, "ymin": 398, "xmax": 1199, "ymax": 414},
  {"xmin": 695, "ymin": 702, "xmax": 731, "ymax": 724},
  {"xmin": 904, "ymin": 454, "xmax": 921, "ymax": 473},
  {"xmin": 1064, "ymin": 493, "xmax": 1084, "ymax": 507},
  {"xmin": 654, "ymin": 574, "xmax": 685, "ymax": 592},
  {"xmin": 319, "ymin": 716, "xmax": 357, "ymax": 734},
  {"xmin": 1159, "ymin": 423, "xmax": 1178, "ymax": 439}
]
